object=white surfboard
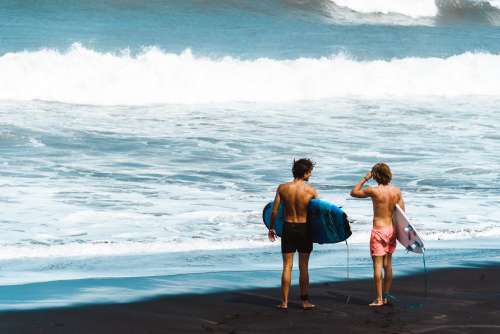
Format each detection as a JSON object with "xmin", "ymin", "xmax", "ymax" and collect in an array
[{"xmin": 393, "ymin": 204, "xmax": 425, "ymax": 254}]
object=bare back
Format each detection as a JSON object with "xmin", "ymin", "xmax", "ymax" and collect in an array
[
  {"xmin": 370, "ymin": 185, "xmax": 402, "ymax": 228},
  {"xmin": 278, "ymin": 180, "xmax": 316, "ymax": 223}
]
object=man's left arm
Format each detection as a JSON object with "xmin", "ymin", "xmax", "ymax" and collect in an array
[
  {"xmin": 397, "ymin": 189, "xmax": 405, "ymax": 211},
  {"xmin": 310, "ymin": 186, "xmax": 319, "ymax": 199}
]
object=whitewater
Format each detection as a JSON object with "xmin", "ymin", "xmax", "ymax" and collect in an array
[
  {"xmin": 1, "ymin": 45, "xmax": 500, "ymax": 105},
  {"xmin": 332, "ymin": 0, "xmax": 500, "ymax": 18}
]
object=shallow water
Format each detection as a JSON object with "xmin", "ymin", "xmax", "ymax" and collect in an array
[
  {"xmin": 1, "ymin": 99, "xmax": 499, "ymax": 286},
  {"xmin": 1, "ymin": 239, "xmax": 499, "ymax": 310}
]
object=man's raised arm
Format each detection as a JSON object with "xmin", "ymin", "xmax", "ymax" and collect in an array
[{"xmin": 350, "ymin": 172, "xmax": 373, "ymax": 198}]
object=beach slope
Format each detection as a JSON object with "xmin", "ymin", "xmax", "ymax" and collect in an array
[{"xmin": 0, "ymin": 266, "xmax": 499, "ymax": 333}]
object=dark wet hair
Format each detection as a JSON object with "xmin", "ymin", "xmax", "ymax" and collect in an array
[
  {"xmin": 372, "ymin": 162, "xmax": 392, "ymax": 185},
  {"xmin": 292, "ymin": 159, "xmax": 314, "ymax": 179}
]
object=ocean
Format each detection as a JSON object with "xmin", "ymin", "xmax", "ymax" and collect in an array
[{"xmin": 0, "ymin": 0, "xmax": 499, "ymax": 310}]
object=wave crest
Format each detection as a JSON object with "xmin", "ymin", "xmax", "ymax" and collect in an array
[
  {"xmin": 1, "ymin": 44, "xmax": 499, "ymax": 105},
  {"xmin": 331, "ymin": 0, "xmax": 500, "ymax": 22},
  {"xmin": 332, "ymin": 0, "xmax": 438, "ymax": 18}
]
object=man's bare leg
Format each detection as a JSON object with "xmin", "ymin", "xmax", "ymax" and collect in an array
[
  {"xmin": 370, "ymin": 256, "xmax": 384, "ymax": 306},
  {"xmin": 383, "ymin": 254, "xmax": 393, "ymax": 304},
  {"xmin": 279, "ymin": 253, "xmax": 294, "ymax": 309},
  {"xmin": 299, "ymin": 252, "xmax": 315, "ymax": 309}
]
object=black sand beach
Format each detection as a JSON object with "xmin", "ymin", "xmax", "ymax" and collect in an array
[{"xmin": 1, "ymin": 265, "xmax": 499, "ymax": 333}]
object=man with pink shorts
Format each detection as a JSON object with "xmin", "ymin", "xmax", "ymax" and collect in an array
[
  {"xmin": 370, "ymin": 225, "xmax": 397, "ymax": 257},
  {"xmin": 350, "ymin": 163, "xmax": 405, "ymax": 307}
]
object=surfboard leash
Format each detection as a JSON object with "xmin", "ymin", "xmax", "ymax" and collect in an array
[
  {"xmin": 422, "ymin": 249, "xmax": 428, "ymax": 298},
  {"xmin": 345, "ymin": 240, "xmax": 350, "ymax": 280},
  {"xmin": 344, "ymin": 240, "xmax": 352, "ymax": 304}
]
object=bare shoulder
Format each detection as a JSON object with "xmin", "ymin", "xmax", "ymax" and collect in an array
[
  {"xmin": 391, "ymin": 185, "xmax": 401, "ymax": 194},
  {"xmin": 305, "ymin": 183, "xmax": 318, "ymax": 197},
  {"xmin": 305, "ymin": 183, "xmax": 316, "ymax": 191},
  {"xmin": 365, "ymin": 186, "xmax": 377, "ymax": 199},
  {"xmin": 389, "ymin": 185, "xmax": 402, "ymax": 198},
  {"xmin": 277, "ymin": 182, "xmax": 290, "ymax": 193},
  {"xmin": 364, "ymin": 185, "xmax": 375, "ymax": 194}
]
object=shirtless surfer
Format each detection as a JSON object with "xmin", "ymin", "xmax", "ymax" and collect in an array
[
  {"xmin": 350, "ymin": 163, "xmax": 405, "ymax": 307},
  {"xmin": 268, "ymin": 159, "xmax": 317, "ymax": 310}
]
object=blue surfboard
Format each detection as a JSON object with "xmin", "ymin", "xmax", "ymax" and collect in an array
[{"xmin": 262, "ymin": 199, "xmax": 352, "ymax": 244}]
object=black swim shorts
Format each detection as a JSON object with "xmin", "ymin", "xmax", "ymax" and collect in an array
[{"xmin": 281, "ymin": 222, "xmax": 313, "ymax": 254}]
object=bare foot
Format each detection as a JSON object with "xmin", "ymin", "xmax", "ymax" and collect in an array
[
  {"xmin": 383, "ymin": 293, "xmax": 396, "ymax": 306},
  {"xmin": 276, "ymin": 302, "xmax": 288, "ymax": 310},
  {"xmin": 369, "ymin": 299, "xmax": 384, "ymax": 307},
  {"xmin": 302, "ymin": 300, "xmax": 316, "ymax": 310}
]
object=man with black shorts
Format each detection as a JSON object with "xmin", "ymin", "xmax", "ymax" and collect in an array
[{"xmin": 268, "ymin": 159, "xmax": 317, "ymax": 310}]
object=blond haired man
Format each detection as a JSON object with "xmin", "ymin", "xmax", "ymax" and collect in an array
[{"xmin": 351, "ymin": 163, "xmax": 405, "ymax": 307}]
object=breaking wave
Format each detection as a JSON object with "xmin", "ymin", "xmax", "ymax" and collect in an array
[
  {"xmin": 332, "ymin": 0, "xmax": 439, "ymax": 17},
  {"xmin": 332, "ymin": 0, "xmax": 500, "ymax": 17},
  {"xmin": 1, "ymin": 44, "xmax": 499, "ymax": 105}
]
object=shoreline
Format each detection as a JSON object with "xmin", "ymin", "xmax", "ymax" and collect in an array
[
  {"xmin": 1, "ymin": 239, "xmax": 500, "ymax": 311},
  {"xmin": 1, "ymin": 264, "xmax": 499, "ymax": 333}
]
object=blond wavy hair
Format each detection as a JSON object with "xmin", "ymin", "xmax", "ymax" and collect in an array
[{"xmin": 372, "ymin": 163, "xmax": 392, "ymax": 185}]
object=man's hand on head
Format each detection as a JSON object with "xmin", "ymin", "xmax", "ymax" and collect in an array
[{"xmin": 351, "ymin": 172, "xmax": 374, "ymax": 198}]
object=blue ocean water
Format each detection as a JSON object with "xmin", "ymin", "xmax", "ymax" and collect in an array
[{"xmin": 0, "ymin": 0, "xmax": 500, "ymax": 309}]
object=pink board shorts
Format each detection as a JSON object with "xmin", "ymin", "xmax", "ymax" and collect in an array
[{"xmin": 370, "ymin": 225, "xmax": 396, "ymax": 257}]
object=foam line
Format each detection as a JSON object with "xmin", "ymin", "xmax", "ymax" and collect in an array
[
  {"xmin": 1, "ymin": 44, "xmax": 500, "ymax": 105},
  {"xmin": 332, "ymin": 0, "xmax": 500, "ymax": 18}
]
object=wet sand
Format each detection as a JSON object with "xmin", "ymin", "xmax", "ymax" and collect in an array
[{"xmin": 1, "ymin": 265, "xmax": 499, "ymax": 333}]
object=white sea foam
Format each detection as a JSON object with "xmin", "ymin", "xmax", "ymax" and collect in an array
[
  {"xmin": 28, "ymin": 138, "xmax": 45, "ymax": 148},
  {"xmin": 348, "ymin": 226, "xmax": 500, "ymax": 244},
  {"xmin": 332, "ymin": 0, "xmax": 500, "ymax": 18},
  {"xmin": 1, "ymin": 224, "xmax": 499, "ymax": 260},
  {"xmin": 0, "ymin": 44, "xmax": 499, "ymax": 105},
  {"xmin": 0, "ymin": 240, "xmax": 271, "ymax": 260},
  {"xmin": 332, "ymin": 0, "xmax": 438, "ymax": 17}
]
